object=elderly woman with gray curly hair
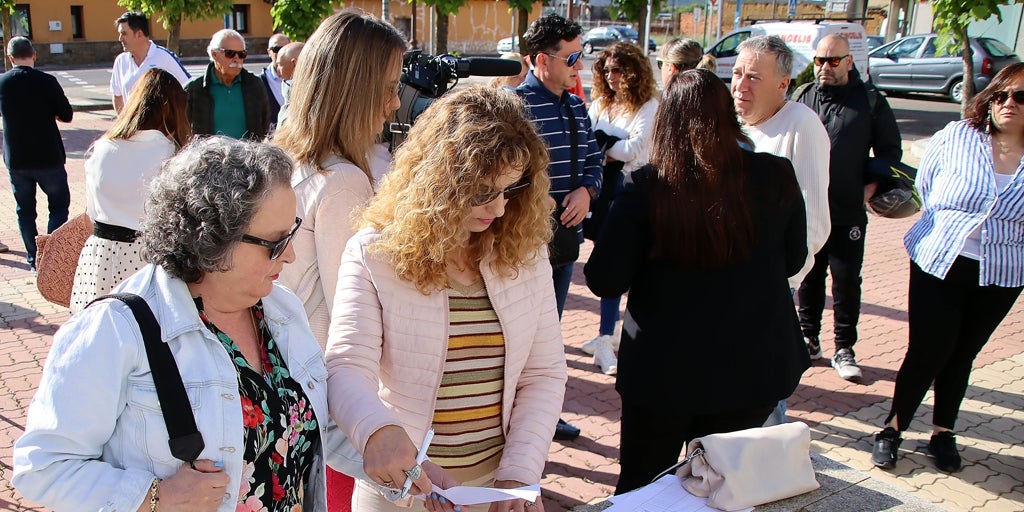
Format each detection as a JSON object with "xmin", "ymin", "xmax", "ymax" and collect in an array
[{"xmin": 13, "ymin": 136, "xmax": 334, "ymax": 512}]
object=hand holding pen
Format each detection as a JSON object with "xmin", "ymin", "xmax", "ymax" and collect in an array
[{"xmin": 364, "ymin": 425, "xmax": 435, "ymax": 500}]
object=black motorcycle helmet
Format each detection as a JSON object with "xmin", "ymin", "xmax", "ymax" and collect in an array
[{"xmin": 865, "ymin": 158, "xmax": 922, "ymax": 219}]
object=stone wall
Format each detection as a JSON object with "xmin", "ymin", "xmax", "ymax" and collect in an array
[{"xmin": 30, "ymin": 36, "xmax": 272, "ymax": 67}]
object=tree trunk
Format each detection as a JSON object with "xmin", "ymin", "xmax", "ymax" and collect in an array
[
  {"xmin": 411, "ymin": 0, "xmax": 418, "ymax": 49},
  {"xmin": 517, "ymin": 7, "xmax": 529, "ymax": 43},
  {"xmin": 1, "ymin": 9, "xmax": 12, "ymax": 71},
  {"xmin": 435, "ymin": 7, "xmax": 448, "ymax": 55},
  {"xmin": 959, "ymin": 25, "xmax": 973, "ymax": 118},
  {"xmin": 166, "ymin": 13, "xmax": 183, "ymax": 56}
]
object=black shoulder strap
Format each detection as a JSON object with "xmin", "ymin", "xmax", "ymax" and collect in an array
[
  {"xmin": 563, "ymin": 96, "xmax": 580, "ymax": 189},
  {"xmin": 89, "ymin": 293, "xmax": 205, "ymax": 463}
]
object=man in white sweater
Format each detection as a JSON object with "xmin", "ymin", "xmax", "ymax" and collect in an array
[{"xmin": 732, "ymin": 35, "xmax": 831, "ymax": 426}]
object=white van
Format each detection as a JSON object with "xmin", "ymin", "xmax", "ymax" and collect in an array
[{"xmin": 706, "ymin": 21, "xmax": 870, "ymax": 81}]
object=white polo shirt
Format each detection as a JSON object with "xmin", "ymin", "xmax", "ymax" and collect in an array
[{"xmin": 109, "ymin": 40, "xmax": 190, "ymax": 100}]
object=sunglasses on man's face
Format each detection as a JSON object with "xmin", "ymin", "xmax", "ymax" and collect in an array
[
  {"xmin": 470, "ymin": 179, "xmax": 531, "ymax": 206},
  {"xmin": 813, "ymin": 55, "xmax": 848, "ymax": 67},
  {"xmin": 992, "ymin": 89, "xmax": 1024, "ymax": 105},
  {"xmin": 240, "ymin": 217, "xmax": 302, "ymax": 260},
  {"xmin": 544, "ymin": 50, "xmax": 584, "ymax": 67},
  {"xmin": 215, "ymin": 48, "xmax": 248, "ymax": 60},
  {"xmin": 268, "ymin": 45, "xmax": 284, "ymax": 53}
]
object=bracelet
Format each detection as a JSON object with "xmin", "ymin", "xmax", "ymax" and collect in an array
[{"xmin": 148, "ymin": 478, "xmax": 160, "ymax": 511}]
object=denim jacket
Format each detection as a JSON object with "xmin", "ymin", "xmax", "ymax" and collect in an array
[{"xmin": 13, "ymin": 264, "xmax": 331, "ymax": 511}]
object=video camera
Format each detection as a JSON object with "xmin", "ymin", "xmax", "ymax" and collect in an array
[{"xmin": 387, "ymin": 50, "xmax": 523, "ymax": 148}]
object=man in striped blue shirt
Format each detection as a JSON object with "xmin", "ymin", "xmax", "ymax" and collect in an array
[{"xmin": 518, "ymin": 14, "xmax": 603, "ymax": 441}]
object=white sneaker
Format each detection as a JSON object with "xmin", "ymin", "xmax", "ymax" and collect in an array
[
  {"xmin": 593, "ymin": 338, "xmax": 618, "ymax": 375},
  {"xmin": 832, "ymin": 348, "xmax": 863, "ymax": 381},
  {"xmin": 582, "ymin": 334, "xmax": 614, "ymax": 355}
]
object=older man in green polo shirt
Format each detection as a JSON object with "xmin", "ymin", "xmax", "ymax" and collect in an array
[{"xmin": 185, "ymin": 29, "xmax": 270, "ymax": 140}]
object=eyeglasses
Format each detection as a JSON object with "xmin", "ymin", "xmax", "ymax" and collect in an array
[
  {"xmin": 604, "ymin": 66, "xmax": 626, "ymax": 76},
  {"xmin": 471, "ymin": 179, "xmax": 531, "ymax": 206},
  {"xmin": 992, "ymin": 89, "xmax": 1024, "ymax": 105},
  {"xmin": 268, "ymin": 45, "xmax": 284, "ymax": 53},
  {"xmin": 240, "ymin": 217, "xmax": 302, "ymax": 260},
  {"xmin": 543, "ymin": 50, "xmax": 584, "ymax": 67},
  {"xmin": 214, "ymin": 48, "xmax": 248, "ymax": 60},
  {"xmin": 813, "ymin": 55, "xmax": 848, "ymax": 67}
]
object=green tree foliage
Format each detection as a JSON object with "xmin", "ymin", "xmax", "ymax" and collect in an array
[
  {"xmin": 611, "ymin": 0, "xmax": 663, "ymax": 50},
  {"xmin": 271, "ymin": 0, "xmax": 335, "ymax": 41},
  {"xmin": 1, "ymin": 0, "xmax": 15, "ymax": 71},
  {"xmin": 416, "ymin": 0, "xmax": 468, "ymax": 54},
  {"xmin": 117, "ymin": 0, "xmax": 235, "ymax": 55},
  {"xmin": 931, "ymin": 0, "xmax": 1012, "ymax": 113},
  {"xmin": 506, "ymin": 0, "xmax": 536, "ymax": 44}
]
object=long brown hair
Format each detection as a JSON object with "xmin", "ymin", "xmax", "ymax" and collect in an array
[
  {"xmin": 648, "ymin": 69, "xmax": 754, "ymax": 269},
  {"xmin": 964, "ymin": 61, "xmax": 1024, "ymax": 133},
  {"xmin": 106, "ymin": 68, "xmax": 190, "ymax": 147},
  {"xmin": 592, "ymin": 42, "xmax": 659, "ymax": 116}
]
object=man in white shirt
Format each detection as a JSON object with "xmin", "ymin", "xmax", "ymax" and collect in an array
[
  {"xmin": 732, "ymin": 35, "xmax": 831, "ymax": 426},
  {"xmin": 110, "ymin": 11, "xmax": 190, "ymax": 114}
]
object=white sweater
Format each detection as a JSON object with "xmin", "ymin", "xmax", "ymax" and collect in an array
[
  {"xmin": 744, "ymin": 101, "xmax": 832, "ymax": 288},
  {"xmin": 84, "ymin": 130, "xmax": 175, "ymax": 230},
  {"xmin": 588, "ymin": 97, "xmax": 660, "ymax": 175}
]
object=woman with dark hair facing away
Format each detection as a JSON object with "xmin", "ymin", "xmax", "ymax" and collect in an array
[
  {"xmin": 870, "ymin": 62, "xmax": 1024, "ymax": 474},
  {"xmin": 327, "ymin": 86, "xmax": 566, "ymax": 511},
  {"xmin": 581, "ymin": 42, "xmax": 660, "ymax": 372},
  {"xmin": 585, "ymin": 69, "xmax": 811, "ymax": 494},
  {"xmin": 69, "ymin": 68, "xmax": 191, "ymax": 313}
]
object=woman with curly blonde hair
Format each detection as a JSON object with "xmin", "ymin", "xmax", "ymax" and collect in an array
[
  {"xmin": 583, "ymin": 41, "xmax": 659, "ymax": 370},
  {"xmin": 326, "ymin": 85, "xmax": 567, "ymax": 512}
]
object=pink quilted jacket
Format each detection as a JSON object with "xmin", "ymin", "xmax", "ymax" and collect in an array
[{"xmin": 326, "ymin": 228, "xmax": 567, "ymax": 486}]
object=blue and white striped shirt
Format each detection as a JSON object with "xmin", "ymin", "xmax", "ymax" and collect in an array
[
  {"xmin": 905, "ymin": 120, "xmax": 1024, "ymax": 286},
  {"xmin": 516, "ymin": 72, "xmax": 603, "ymax": 206}
]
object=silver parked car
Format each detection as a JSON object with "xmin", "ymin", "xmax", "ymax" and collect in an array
[
  {"xmin": 496, "ymin": 36, "xmax": 519, "ymax": 54},
  {"xmin": 868, "ymin": 33, "xmax": 1020, "ymax": 103}
]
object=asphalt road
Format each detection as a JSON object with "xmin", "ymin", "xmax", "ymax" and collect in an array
[{"xmin": 42, "ymin": 54, "xmax": 960, "ymax": 141}]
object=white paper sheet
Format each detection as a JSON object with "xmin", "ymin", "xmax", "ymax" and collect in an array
[
  {"xmin": 426, "ymin": 484, "xmax": 541, "ymax": 506},
  {"xmin": 602, "ymin": 475, "xmax": 752, "ymax": 512}
]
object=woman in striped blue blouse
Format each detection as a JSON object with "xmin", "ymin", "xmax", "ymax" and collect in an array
[{"xmin": 871, "ymin": 63, "xmax": 1024, "ymax": 473}]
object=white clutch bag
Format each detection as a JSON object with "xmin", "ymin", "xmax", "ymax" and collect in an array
[{"xmin": 676, "ymin": 422, "xmax": 819, "ymax": 511}]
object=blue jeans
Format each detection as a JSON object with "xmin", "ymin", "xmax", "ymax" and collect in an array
[
  {"xmin": 600, "ymin": 296, "xmax": 622, "ymax": 335},
  {"xmin": 552, "ymin": 262, "xmax": 574, "ymax": 319},
  {"xmin": 8, "ymin": 166, "xmax": 71, "ymax": 267}
]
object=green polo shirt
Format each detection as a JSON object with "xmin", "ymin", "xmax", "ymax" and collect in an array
[{"xmin": 210, "ymin": 72, "xmax": 247, "ymax": 139}]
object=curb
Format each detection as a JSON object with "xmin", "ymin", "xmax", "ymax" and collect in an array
[
  {"xmin": 72, "ymin": 102, "xmax": 115, "ymax": 113},
  {"xmin": 910, "ymin": 137, "xmax": 930, "ymax": 159}
]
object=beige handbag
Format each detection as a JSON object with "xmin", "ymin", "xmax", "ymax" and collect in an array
[
  {"xmin": 676, "ymin": 422, "xmax": 819, "ymax": 511},
  {"xmin": 35, "ymin": 213, "xmax": 93, "ymax": 308}
]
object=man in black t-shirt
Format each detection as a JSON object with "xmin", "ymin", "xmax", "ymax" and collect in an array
[{"xmin": 0, "ymin": 37, "xmax": 74, "ymax": 271}]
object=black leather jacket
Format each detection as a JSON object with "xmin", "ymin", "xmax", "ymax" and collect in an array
[{"xmin": 185, "ymin": 63, "xmax": 270, "ymax": 141}]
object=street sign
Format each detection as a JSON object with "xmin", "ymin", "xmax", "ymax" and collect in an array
[{"xmin": 787, "ymin": 0, "xmax": 797, "ymax": 16}]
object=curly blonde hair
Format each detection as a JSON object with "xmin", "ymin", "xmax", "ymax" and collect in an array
[
  {"xmin": 592, "ymin": 42, "xmax": 659, "ymax": 116},
  {"xmin": 361, "ymin": 86, "xmax": 552, "ymax": 294}
]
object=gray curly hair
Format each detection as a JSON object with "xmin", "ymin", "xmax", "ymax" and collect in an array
[{"xmin": 139, "ymin": 136, "xmax": 294, "ymax": 283}]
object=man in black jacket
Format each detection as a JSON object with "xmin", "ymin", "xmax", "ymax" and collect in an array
[
  {"xmin": 185, "ymin": 29, "xmax": 270, "ymax": 140},
  {"xmin": 0, "ymin": 37, "xmax": 73, "ymax": 271},
  {"xmin": 794, "ymin": 34, "xmax": 903, "ymax": 381}
]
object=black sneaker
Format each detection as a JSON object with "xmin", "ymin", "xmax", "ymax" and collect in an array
[
  {"xmin": 871, "ymin": 427, "xmax": 902, "ymax": 469},
  {"xmin": 832, "ymin": 348, "xmax": 863, "ymax": 381},
  {"xmin": 805, "ymin": 336, "xmax": 822, "ymax": 360},
  {"xmin": 928, "ymin": 431, "xmax": 963, "ymax": 472},
  {"xmin": 554, "ymin": 418, "xmax": 581, "ymax": 440}
]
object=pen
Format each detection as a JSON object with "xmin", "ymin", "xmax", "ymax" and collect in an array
[{"xmin": 400, "ymin": 428, "xmax": 434, "ymax": 499}]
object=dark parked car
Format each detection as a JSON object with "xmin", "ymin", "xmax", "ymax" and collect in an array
[
  {"xmin": 582, "ymin": 25, "xmax": 657, "ymax": 54},
  {"xmin": 868, "ymin": 34, "xmax": 1020, "ymax": 103}
]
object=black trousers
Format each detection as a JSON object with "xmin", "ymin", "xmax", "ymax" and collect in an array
[
  {"xmin": 798, "ymin": 224, "xmax": 867, "ymax": 350},
  {"xmin": 886, "ymin": 258, "xmax": 1022, "ymax": 431},
  {"xmin": 615, "ymin": 399, "xmax": 774, "ymax": 495}
]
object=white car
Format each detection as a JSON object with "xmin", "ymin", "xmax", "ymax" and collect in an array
[{"xmin": 496, "ymin": 36, "xmax": 519, "ymax": 54}]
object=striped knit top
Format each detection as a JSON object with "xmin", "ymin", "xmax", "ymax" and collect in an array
[
  {"xmin": 905, "ymin": 120, "xmax": 1024, "ymax": 286},
  {"xmin": 428, "ymin": 280, "xmax": 506, "ymax": 483}
]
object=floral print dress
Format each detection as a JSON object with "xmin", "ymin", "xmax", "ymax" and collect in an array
[{"xmin": 196, "ymin": 298, "xmax": 321, "ymax": 512}]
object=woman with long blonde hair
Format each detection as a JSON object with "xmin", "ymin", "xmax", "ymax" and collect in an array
[
  {"xmin": 327, "ymin": 86, "xmax": 566, "ymax": 511},
  {"xmin": 274, "ymin": 8, "xmax": 407, "ymax": 349},
  {"xmin": 69, "ymin": 68, "xmax": 191, "ymax": 312}
]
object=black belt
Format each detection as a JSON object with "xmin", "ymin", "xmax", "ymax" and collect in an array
[{"xmin": 93, "ymin": 221, "xmax": 140, "ymax": 243}]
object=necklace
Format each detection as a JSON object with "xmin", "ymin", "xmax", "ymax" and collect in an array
[{"xmin": 994, "ymin": 134, "xmax": 1022, "ymax": 155}]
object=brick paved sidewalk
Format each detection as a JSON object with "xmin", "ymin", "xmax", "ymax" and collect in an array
[{"xmin": 1, "ymin": 116, "xmax": 1022, "ymax": 511}]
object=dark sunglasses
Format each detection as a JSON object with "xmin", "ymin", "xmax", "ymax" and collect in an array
[
  {"xmin": 992, "ymin": 89, "xmax": 1024, "ymax": 105},
  {"xmin": 268, "ymin": 45, "xmax": 284, "ymax": 53},
  {"xmin": 604, "ymin": 66, "xmax": 626, "ymax": 76},
  {"xmin": 471, "ymin": 179, "xmax": 531, "ymax": 206},
  {"xmin": 544, "ymin": 50, "xmax": 584, "ymax": 67},
  {"xmin": 240, "ymin": 217, "xmax": 301, "ymax": 260},
  {"xmin": 215, "ymin": 48, "xmax": 248, "ymax": 60},
  {"xmin": 813, "ymin": 55, "xmax": 848, "ymax": 67}
]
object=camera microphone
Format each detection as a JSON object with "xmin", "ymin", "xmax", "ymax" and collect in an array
[{"xmin": 453, "ymin": 57, "xmax": 524, "ymax": 78}]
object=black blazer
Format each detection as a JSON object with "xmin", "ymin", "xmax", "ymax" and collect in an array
[
  {"xmin": 0, "ymin": 66, "xmax": 73, "ymax": 170},
  {"xmin": 184, "ymin": 63, "xmax": 270, "ymax": 141},
  {"xmin": 584, "ymin": 150, "xmax": 811, "ymax": 415}
]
